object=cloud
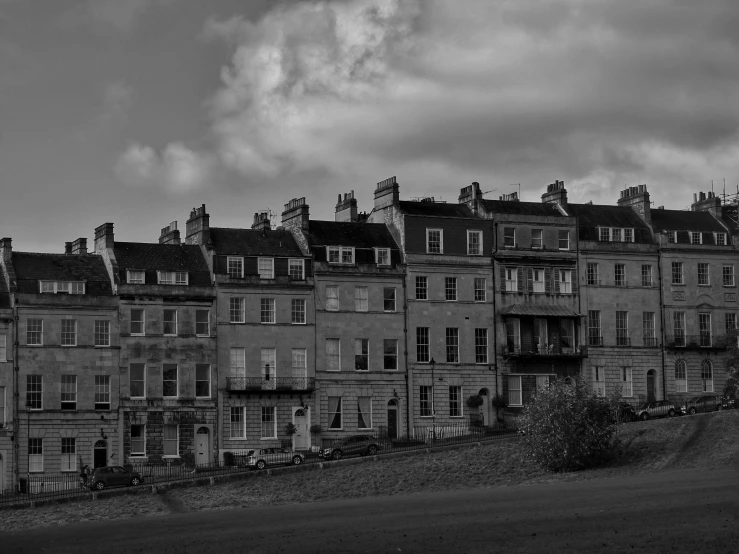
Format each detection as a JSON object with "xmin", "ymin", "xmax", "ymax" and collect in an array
[
  {"xmin": 63, "ymin": 0, "xmax": 180, "ymax": 33},
  {"xmin": 115, "ymin": 142, "xmax": 213, "ymax": 193}
]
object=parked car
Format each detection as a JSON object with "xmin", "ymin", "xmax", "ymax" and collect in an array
[
  {"xmin": 612, "ymin": 401, "xmax": 637, "ymax": 423},
  {"xmin": 636, "ymin": 400, "xmax": 678, "ymax": 420},
  {"xmin": 89, "ymin": 466, "xmax": 143, "ymax": 490},
  {"xmin": 245, "ymin": 448, "xmax": 304, "ymax": 470},
  {"xmin": 680, "ymin": 395, "xmax": 721, "ymax": 415},
  {"xmin": 319, "ymin": 435, "xmax": 381, "ymax": 460}
]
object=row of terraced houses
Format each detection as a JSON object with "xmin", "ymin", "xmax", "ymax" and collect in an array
[{"xmin": 0, "ymin": 178, "xmax": 736, "ymax": 490}]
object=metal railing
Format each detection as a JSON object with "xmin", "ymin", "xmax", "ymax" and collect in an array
[
  {"xmin": 226, "ymin": 376, "xmax": 315, "ymax": 392},
  {"xmin": 502, "ymin": 339, "xmax": 587, "ymax": 357},
  {"xmin": 665, "ymin": 334, "xmax": 729, "ymax": 349}
]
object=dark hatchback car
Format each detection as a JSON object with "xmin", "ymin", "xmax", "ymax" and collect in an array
[
  {"xmin": 88, "ymin": 466, "xmax": 143, "ymax": 490},
  {"xmin": 319, "ymin": 435, "xmax": 381, "ymax": 460},
  {"xmin": 681, "ymin": 395, "xmax": 721, "ymax": 415},
  {"xmin": 636, "ymin": 400, "xmax": 678, "ymax": 420}
]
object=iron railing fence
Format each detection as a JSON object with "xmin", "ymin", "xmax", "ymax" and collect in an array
[
  {"xmin": 501, "ymin": 339, "xmax": 587, "ymax": 357},
  {"xmin": 665, "ymin": 334, "xmax": 730, "ymax": 349},
  {"xmin": 226, "ymin": 376, "xmax": 315, "ymax": 392}
]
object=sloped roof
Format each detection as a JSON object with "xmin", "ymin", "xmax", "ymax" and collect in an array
[
  {"xmin": 481, "ymin": 200, "xmax": 564, "ymax": 216},
  {"xmin": 12, "ymin": 252, "xmax": 113, "ymax": 295},
  {"xmin": 568, "ymin": 203, "xmax": 650, "ymax": 229},
  {"xmin": 0, "ymin": 268, "xmax": 9, "ymax": 308},
  {"xmin": 113, "ymin": 242, "xmax": 210, "ymax": 272},
  {"xmin": 398, "ymin": 201, "xmax": 474, "ymax": 218},
  {"xmin": 306, "ymin": 221, "xmax": 399, "ymax": 248},
  {"xmin": 209, "ymin": 228, "xmax": 304, "ymax": 257},
  {"xmin": 650, "ymin": 209, "xmax": 727, "ymax": 233}
]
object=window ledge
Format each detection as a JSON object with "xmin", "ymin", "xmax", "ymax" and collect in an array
[
  {"xmin": 162, "ymin": 456, "xmax": 180, "ymax": 459},
  {"xmin": 260, "ymin": 437, "xmax": 278, "ymax": 441}
]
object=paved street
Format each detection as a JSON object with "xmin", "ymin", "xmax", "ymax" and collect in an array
[{"xmin": 3, "ymin": 467, "xmax": 738, "ymax": 553}]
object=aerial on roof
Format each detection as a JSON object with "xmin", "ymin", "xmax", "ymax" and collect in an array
[
  {"xmin": 209, "ymin": 228, "xmax": 304, "ymax": 257},
  {"xmin": 398, "ymin": 201, "xmax": 474, "ymax": 218},
  {"xmin": 650, "ymin": 209, "xmax": 728, "ymax": 233},
  {"xmin": 11, "ymin": 252, "xmax": 113, "ymax": 295},
  {"xmin": 306, "ymin": 220, "xmax": 399, "ymax": 248},
  {"xmin": 480, "ymin": 200, "xmax": 565, "ymax": 217},
  {"xmin": 113, "ymin": 242, "xmax": 210, "ymax": 272}
]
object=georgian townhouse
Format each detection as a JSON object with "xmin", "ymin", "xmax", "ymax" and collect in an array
[
  {"xmin": 651, "ymin": 191, "xmax": 737, "ymax": 402},
  {"xmin": 367, "ymin": 178, "xmax": 496, "ymax": 430},
  {"xmin": 0, "ymin": 237, "xmax": 119, "ymax": 480},
  {"xmin": 460, "ymin": 182, "xmax": 585, "ymax": 413},
  {"xmin": 184, "ymin": 207, "xmax": 315, "ymax": 455},
  {"xmin": 94, "ymin": 223, "xmax": 218, "ymax": 467},
  {"xmin": 0, "ymin": 256, "xmax": 13, "ymax": 492},
  {"xmin": 568, "ymin": 186, "xmax": 663, "ymax": 404},
  {"xmin": 282, "ymin": 193, "xmax": 407, "ymax": 441}
]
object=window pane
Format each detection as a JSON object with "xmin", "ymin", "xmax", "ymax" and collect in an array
[{"xmin": 162, "ymin": 364, "xmax": 178, "ymax": 397}]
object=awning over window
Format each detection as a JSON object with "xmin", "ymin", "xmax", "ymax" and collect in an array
[{"xmin": 501, "ymin": 304, "xmax": 583, "ymax": 318}]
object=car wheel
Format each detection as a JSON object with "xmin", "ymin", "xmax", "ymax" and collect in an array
[
  {"xmin": 689, "ymin": 407, "xmax": 697, "ymax": 415},
  {"xmin": 94, "ymin": 481, "xmax": 106, "ymax": 491},
  {"xmin": 130, "ymin": 477, "xmax": 141, "ymax": 486},
  {"xmin": 332, "ymin": 450, "xmax": 342, "ymax": 461},
  {"xmin": 256, "ymin": 460, "xmax": 266, "ymax": 470},
  {"xmin": 367, "ymin": 445, "xmax": 378, "ymax": 456},
  {"xmin": 668, "ymin": 409, "xmax": 676, "ymax": 417},
  {"xmin": 292, "ymin": 456, "xmax": 302, "ymax": 466},
  {"xmin": 640, "ymin": 413, "xmax": 649, "ymax": 421}
]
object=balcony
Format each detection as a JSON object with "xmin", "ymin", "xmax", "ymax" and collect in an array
[
  {"xmin": 226, "ymin": 376, "xmax": 315, "ymax": 393},
  {"xmin": 501, "ymin": 339, "xmax": 587, "ymax": 358},
  {"xmin": 665, "ymin": 334, "xmax": 730, "ymax": 350}
]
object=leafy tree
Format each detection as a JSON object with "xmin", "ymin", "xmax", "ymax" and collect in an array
[
  {"xmin": 724, "ymin": 329, "xmax": 739, "ymax": 399},
  {"xmin": 518, "ymin": 377, "xmax": 620, "ymax": 472}
]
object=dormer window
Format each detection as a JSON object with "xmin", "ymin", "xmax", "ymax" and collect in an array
[
  {"xmin": 690, "ymin": 232, "xmax": 702, "ymax": 245},
  {"xmin": 158, "ymin": 271, "xmax": 188, "ymax": 285},
  {"xmin": 503, "ymin": 228, "xmax": 515, "ymax": 248},
  {"xmin": 127, "ymin": 270, "xmax": 145, "ymax": 284},
  {"xmin": 327, "ymin": 246, "xmax": 355, "ymax": 264},
  {"xmin": 227, "ymin": 257, "xmax": 244, "ymax": 278},
  {"xmin": 667, "ymin": 231, "xmax": 676, "ymax": 243},
  {"xmin": 715, "ymin": 232, "xmax": 727, "ymax": 246},
  {"xmin": 39, "ymin": 281, "xmax": 85, "ymax": 294},
  {"xmin": 375, "ymin": 248, "xmax": 390, "ymax": 266},
  {"xmin": 598, "ymin": 227, "xmax": 635, "ymax": 242},
  {"xmin": 288, "ymin": 259, "xmax": 305, "ymax": 279},
  {"xmin": 467, "ymin": 230, "xmax": 482, "ymax": 255},
  {"xmin": 624, "ymin": 228, "xmax": 634, "ymax": 242},
  {"xmin": 258, "ymin": 257, "xmax": 274, "ymax": 279}
]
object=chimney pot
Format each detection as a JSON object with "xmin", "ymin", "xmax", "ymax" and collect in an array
[{"xmin": 65, "ymin": 242, "xmax": 73, "ymax": 255}]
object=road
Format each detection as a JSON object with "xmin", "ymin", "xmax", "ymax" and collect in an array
[{"xmin": 3, "ymin": 468, "xmax": 738, "ymax": 553}]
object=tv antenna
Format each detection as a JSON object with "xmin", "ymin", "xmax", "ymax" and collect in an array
[{"xmin": 511, "ymin": 183, "xmax": 521, "ymax": 198}]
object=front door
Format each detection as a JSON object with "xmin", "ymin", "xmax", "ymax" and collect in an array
[
  {"xmin": 93, "ymin": 440, "xmax": 107, "ymax": 468},
  {"xmin": 479, "ymin": 389, "xmax": 490, "ymax": 426},
  {"xmin": 293, "ymin": 409, "xmax": 309, "ymax": 450},
  {"xmin": 195, "ymin": 427, "xmax": 210, "ymax": 466},
  {"xmin": 387, "ymin": 401, "xmax": 398, "ymax": 439},
  {"xmin": 647, "ymin": 370, "xmax": 656, "ymax": 402}
]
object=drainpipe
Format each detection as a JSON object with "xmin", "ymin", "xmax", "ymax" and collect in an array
[
  {"xmin": 657, "ymin": 234, "xmax": 667, "ymax": 400},
  {"xmin": 402, "ymin": 271, "xmax": 411, "ymax": 438},
  {"xmin": 12, "ymin": 303, "xmax": 19, "ymax": 489}
]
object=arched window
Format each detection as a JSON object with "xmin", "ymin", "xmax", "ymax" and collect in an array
[
  {"xmin": 701, "ymin": 359, "xmax": 713, "ymax": 392},
  {"xmin": 387, "ymin": 399, "xmax": 397, "ymax": 407},
  {"xmin": 675, "ymin": 360, "xmax": 687, "ymax": 393}
]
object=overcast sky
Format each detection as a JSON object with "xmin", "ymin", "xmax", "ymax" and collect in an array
[{"xmin": 1, "ymin": 0, "xmax": 738, "ymax": 252}]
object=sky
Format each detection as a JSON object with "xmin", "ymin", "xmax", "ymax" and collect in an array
[{"xmin": 1, "ymin": 0, "xmax": 738, "ymax": 253}]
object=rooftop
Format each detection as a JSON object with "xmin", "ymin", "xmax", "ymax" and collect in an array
[
  {"xmin": 398, "ymin": 201, "xmax": 474, "ymax": 218},
  {"xmin": 307, "ymin": 221, "xmax": 399, "ymax": 249},
  {"xmin": 12, "ymin": 252, "xmax": 113, "ymax": 295},
  {"xmin": 650, "ymin": 209, "xmax": 728, "ymax": 233},
  {"xmin": 209, "ymin": 228, "xmax": 304, "ymax": 257},
  {"xmin": 480, "ymin": 200, "xmax": 564, "ymax": 217}
]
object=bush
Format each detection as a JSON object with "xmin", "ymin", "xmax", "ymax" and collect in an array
[
  {"xmin": 466, "ymin": 395, "xmax": 484, "ymax": 408},
  {"xmin": 518, "ymin": 377, "xmax": 620, "ymax": 472}
]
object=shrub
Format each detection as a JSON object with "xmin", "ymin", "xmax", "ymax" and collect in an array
[
  {"xmin": 284, "ymin": 422, "xmax": 298, "ymax": 436},
  {"xmin": 518, "ymin": 377, "xmax": 620, "ymax": 472},
  {"xmin": 466, "ymin": 395, "xmax": 484, "ymax": 408}
]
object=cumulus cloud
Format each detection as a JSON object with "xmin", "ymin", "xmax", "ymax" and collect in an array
[{"xmin": 115, "ymin": 142, "xmax": 213, "ymax": 193}]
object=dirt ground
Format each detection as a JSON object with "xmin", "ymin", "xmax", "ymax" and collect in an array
[{"xmin": 2, "ymin": 409, "xmax": 737, "ymax": 533}]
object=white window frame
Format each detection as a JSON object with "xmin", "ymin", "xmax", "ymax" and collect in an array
[
  {"xmin": 449, "ymin": 386, "xmax": 463, "ymax": 417},
  {"xmin": 129, "ymin": 364, "xmax": 146, "ymax": 399},
  {"xmin": 28, "ymin": 438, "xmax": 43, "ymax": 473},
  {"xmin": 127, "ymin": 270, "xmax": 145, "ymax": 284},
  {"xmin": 559, "ymin": 269, "xmax": 572, "ymax": 294},
  {"xmin": 701, "ymin": 360, "xmax": 713, "ymax": 392},
  {"xmin": 260, "ymin": 298, "xmax": 276, "ymax": 324},
  {"xmin": 355, "ymin": 338, "xmax": 369, "ymax": 371},
  {"xmin": 163, "ymin": 309, "xmax": 177, "ymax": 336},
  {"xmin": 445, "ymin": 277, "xmax": 457, "ymax": 301},
  {"xmin": 723, "ymin": 265, "xmax": 735, "ymax": 287},
  {"xmin": 357, "ymin": 397, "xmax": 373, "ymax": 429},
  {"xmin": 292, "ymin": 348, "xmax": 307, "ymax": 380},
  {"xmin": 355, "ymin": 286, "xmax": 368, "ymax": 312},
  {"xmin": 383, "ymin": 287, "xmax": 396, "ymax": 312},
  {"xmin": 326, "ymin": 285, "xmax": 339, "ymax": 311},
  {"xmin": 163, "ymin": 424, "xmax": 179, "ymax": 458},
  {"xmin": 383, "ymin": 339, "xmax": 398, "ymax": 370},
  {"xmin": 624, "ymin": 228, "xmax": 634, "ymax": 243},
  {"xmin": 416, "ymin": 327, "xmax": 430, "ymax": 363},
  {"xmin": 61, "ymin": 374, "xmax": 77, "ymax": 410},
  {"xmin": 328, "ymin": 397, "xmax": 343, "ymax": 429},
  {"xmin": 327, "ymin": 246, "xmax": 355, "ymax": 265},
  {"xmin": 94, "ymin": 320, "xmax": 111, "ymax": 347},
  {"xmin": 162, "ymin": 363, "xmax": 178, "ymax": 398},
  {"xmin": 508, "ymin": 376, "xmax": 522, "ymax": 406},
  {"xmin": 0, "ymin": 385, "xmax": 5, "ymax": 427},
  {"xmin": 195, "ymin": 364, "xmax": 211, "ymax": 398},
  {"xmin": 419, "ymin": 386, "xmax": 432, "ymax": 417},
  {"xmin": 94, "ymin": 375, "xmax": 111, "ymax": 410},
  {"xmin": 261, "ymin": 406, "xmax": 277, "ymax": 439},
  {"xmin": 130, "ymin": 424, "xmax": 146, "ymax": 457},
  {"xmin": 505, "ymin": 268, "xmax": 517, "ymax": 292},
  {"xmin": 261, "ymin": 348, "xmax": 276, "ymax": 381},
  {"xmin": 196, "ymin": 309, "xmax": 210, "ymax": 337},
  {"xmin": 690, "ymin": 232, "xmax": 702, "ymax": 245},
  {"xmin": 258, "ymin": 257, "xmax": 275, "ymax": 279},
  {"xmin": 61, "ymin": 319, "xmax": 77, "ymax": 346},
  {"xmin": 27, "ymin": 319, "xmax": 43, "ymax": 346},
  {"xmin": 61, "ymin": 437, "xmax": 76, "ymax": 472},
  {"xmin": 621, "ymin": 367, "xmax": 633, "ymax": 397},
  {"xmin": 533, "ymin": 268, "xmax": 545, "ymax": 293},
  {"xmin": 592, "ymin": 367, "xmax": 605, "ymax": 397},
  {"xmin": 667, "ymin": 231, "xmax": 676, "ymax": 243},
  {"xmin": 558, "ymin": 230, "xmax": 570, "ymax": 250},
  {"xmin": 467, "ymin": 230, "xmax": 482, "ymax": 256},
  {"xmin": 474, "ymin": 278, "xmax": 486, "ymax": 302},
  {"xmin": 229, "ymin": 297, "xmax": 245, "ymax": 323},
  {"xmin": 474, "ymin": 328, "xmax": 488, "ymax": 364},
  {"xmin": 415, "ymin": 276, "xmax": 428, "ymax": 300},
  {"xmin": 326, "ymin": 338, "xmax": 341, "ymax": 372},
  {"xmin": 445, "ymin": 327, "xmax": 459, "ymax": 363},
  {"xmin": 291, "ymin": 298, "xmax": 306, "ymax": 324},
  {"xmin": 598, "ymin": 227, "xmax": 610, "ymax": 242},
  {"xmin": 375, "ymin": 248, "xmax": 390, "ymax": 266},
  {"xmin": 426, "ymin": 229, "xmax": 443, "ymax": 254},
  {"xmin": 288, "ymin": 258, "xmax": 305, "ymax": 280},
  {"xmin": 230, "ymin": 348, "xmax": 246, "ymax": 378},
  {"xmin": 672, "ymin": 262, "xmax": 684, "ymax": 285},
  {"xmin": 157, "ymin": 271, "xmax": 188, "ymax": 285},
  {"xmin": 698, "ymin": 263, "xmax": 710, "ymax": 286},
  {"xmin": 130, "ymin": 308, "xmax": 145, "ymax": 336},
  {"xmin": 675, "ymin": 360, "xmax": 687, "ymax": 393},
  {"xmin": 611, "ymin": 228, "xmax": 623, "ymax": 243},
  {"xmin": 715, "ymin": 232, "xmax": 727, "ymax": 246},
  {"xmin": 531, "ymin": 229, "xmax": 542, "ymax": 249},
  {"xmin": 230, "ymin": 406, "xmax": 245, "ymax": 439},
  {"xmin": 227, "ymin": 256, "xmax": 244, "ymax": 279},
  {"xmin": 39, "ymin": 281, "xmax": 85, "ymax": 294},
  {"xmin": 0, "ymin": 334, "xmax": 5, "ymax": 362}
]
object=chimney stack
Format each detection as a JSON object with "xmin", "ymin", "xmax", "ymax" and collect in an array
[
  {"xmin": 252, "ymin": 212, "xmax": 271, "ymax": 231},
  {"xmin": 281, "ymin": 197, "xmax": 310, "ymax": 232},
  {"xmin": 0, "ymin": 237, "xmax": 12, "ymax": 262},
  {"xmin": 499, "ymin": 192, "xmax": 519, "ymax": 202},
  {"xmin": 458, "ymin": 182, "xmax": 483, "ymax": 205},
  {"xmin": 69, "ymin": 238, "xmax": 87, "ymax": 255},
  {"xmin": 335, "ymin": 191, "xmax": 358, "ymax": 222},
  {"xmin": 373, "ymin": 176, "xmax": 400, "ymax": 212},
  {"xmin": 541, "ymin": 180, "xmax": 568, "ymax": 208},
  {"xmin": 691, "ymin": 190, "xmax": 722, "ymax": 218},
  {"xmin": 159, "ymin": 222, "xmax": 181, "ymax": 245},
  {"xmin": 185, "ymin": 204, "xmax": 210, "ymax": 245},
  {"xmin": 94, "ymin": 223, "xmax": 114, "ymax": 252},
  {"xmin": 617, "ymin": 185, "xmax": 651, "ymax": 223}
]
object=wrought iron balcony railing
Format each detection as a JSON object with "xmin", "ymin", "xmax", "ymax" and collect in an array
[
  {"xmin": 226, "ymin": 376, "xmax": 315, "ymax": 393},
  {"xmin": 501, "ymin": 338, "xmax": 587, "ymax": 358},
  {"xmin": 665, "ymin": 334, "xmax": 729, "ymax": 349}
]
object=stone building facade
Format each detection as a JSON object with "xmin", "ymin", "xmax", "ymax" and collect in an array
[{"xmin": 0, "ymin": 244, "xmax": 14, "ymax": 491}]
